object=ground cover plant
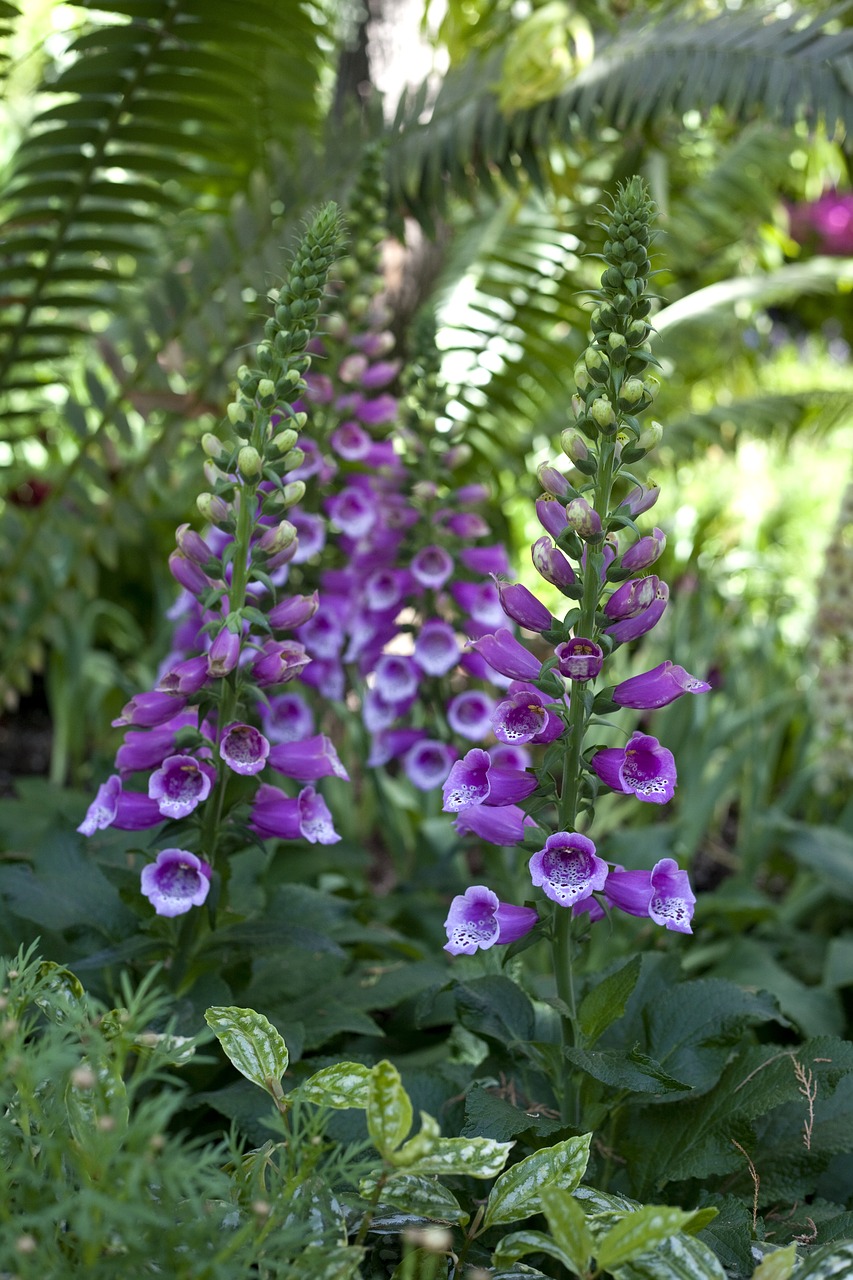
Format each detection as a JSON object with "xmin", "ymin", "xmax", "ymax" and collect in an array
[{"xmin": 1, "ymin": 2, "xmax": 853, "ymax": 1277}]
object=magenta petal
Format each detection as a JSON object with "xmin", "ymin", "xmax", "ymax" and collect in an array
[
  {"xmin": 467, "ymin": 629, "xmax": 540, "ymax": 681},
  {"xmin": 268, "ymin": 734, "xmax": 349, "ymax": 782},
  {"xmin": 613, "ymin": 661, "xmax": 712, "ymax": 710},
  {"xmin": 591, "ymin": 748, "xmax": 630, "ymax": 793},
  {"xmin": 442, "ymin": 750, "xmax": 491, "ymax": 811},
  {"xmin": 454, "ymin": 803, "xmax": 534, "ymax": 845},
  {"xmin": 603, "ymin": 868, "xmax": 653, "ymax": 917},
  {"xmin": 605, "ymin": 586, "xmax": 669, "ymax": 644},
  {"xmin": 482, "ymin": 765, "xmax": 537, "ymax": 807},
  {"xmin": 494, "ymin": 902, "xmax": 539, "ymax": 944},
  {"xmin": 111, "ymin": 791, "xmax": 163, "ymax": 830}
]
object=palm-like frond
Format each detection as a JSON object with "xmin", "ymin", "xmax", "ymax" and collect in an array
[
  {"xmin": 388, "ymin": 5, "xmax": 853, "ymax": 217},
  {"xmin": 0, "ymin": 0, "xmax": 326, "ymax": 419},
  {"xmin": 0, "ymin": 1, "xmax": 20, "ymax": 84}
]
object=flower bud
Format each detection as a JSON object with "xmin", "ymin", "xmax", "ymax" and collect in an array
[
  {"xmin": 636, "ymin": 420, "xmax": 663, "ymax": 452},
  {"xmin": 561, "ymin": 428, "xmax": 588, "ymax": 463},
  {"xmin": 618, "ymin": 377, "xmax": 645, "ymax": 407},
  {"xmin": 619, "ymin": 482, "xmax": 660, "ymax": 517},
  {"xmin": 196, "ymin": 492, "xmax": 230, "ymax": 524},
  {"xmin": 584, "ymin": 347, "xmax": 610, "ymax": 384},
  {"xmin": 201, "ymin": 432, "xmax": 225, "ymax": 459},
  {"xmin": 257, "ymin": 378, "xmax": 276, "ymax": 400},
  {"xmin": 643, "ymin": 376, "xmax": 660, "ymax": 402},
  {"xmin": 589, "ymin": 397, "xmax": 617, "ymax": 432},
  {"xmin": 281, "ymin": 448, "xmax": 305, "ymax": 472},
  {"xmin": 175, "ymin": 523, "xmax": 212, "ymax": 567},
  {"xmin": 443, "ymin": 443, "xmax": 472, "ymax": 469},
  {"xmin": 272, "ymin": 427, "xmax": 299, "ymax": 454},
  {"xmin": 226, "ymin": 401, "xmax": 248, "ymax": 426},
  {"xmin": 565, "ymin": 496, "xmax": 602, "ymax": 541},
  {"xmin": 574, "ymin": 360, "xmax": 592, "ymax": 392},
  {"xmin": 256, "ymin": 520, "xmax": 298, "ymax": 556},
  {"xmin": 537, "ymin": 463, "xmax": 571, "ymax": 499},
  {"xmin": 237, "ymin": 446, "xmax": 263, "ymax": 478},
  {"xmin": 279, "ymin": 480, "xmax": 306, "ymax": 508},
  {"xmin": 607, "ymin": 332, "xmax": 628, "ymax": 365},
  {"xmin": 621, "ymin": 527, "xmax": 666, "ymax": 572}
]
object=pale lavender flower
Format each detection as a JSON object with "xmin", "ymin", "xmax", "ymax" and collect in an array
[
  {"xmin": 443, "ymin": 884, "xmax": 538, "ymax": 955},
  {"xmin": 442, "ymin": 747, "xmax": 536, "ymax": 811},
  {"xmin": 613, "ymin": 661, "xmax": 712, "ymax": 709},
  {"xmin": 528, "ymin": 832, "xmax": 609, "ymax": 908},
  {"xmin": 414, "ymin": 619, "xmax": 460, "ymax": 676},
  {"xmin": 249, "ymin": 783, "xmax": 340, "ymax": 844},
  {"xmin": 148, "ymin": 754, "xmax": 213, "ymax": 819},
  {"xmin": 220, "ymin": 723, "xmax": 270, "ymax": 776},
  {"xmin": 591, "ymin": 732, "xmax": 676, "ymax": 803},
  {"xmin": 555, "ymin": 638, "xmax": 603, "ymax": 682},
  {"xmin": 140, "ymin": 848, "xmax": 212, "ymax": 917},
  {"xmin": 259, "ymin": 692, "xmax": 314, "ymax": 744},
  {"xmin": 447, "ymin": 690, "xmax": 496, "ymax": 740},
  {"xmin": 411, "ymin": 545, "xmax": 454, "ymax": 590},
  {"xmin": 77, "ymin": 775, "xmax": 122, "ymax": 835},
  {"xmin": 403, "ymin": 739, "xmax": 456, "ymax": 790},
  {"xmin": 605, "ymin": 858, "xmax": 696, "ymax": 933}
]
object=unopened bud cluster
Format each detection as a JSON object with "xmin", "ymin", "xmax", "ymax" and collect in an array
[{"xmin": 570, "ymin": 177, "xmax": 661, "ymax": 468}]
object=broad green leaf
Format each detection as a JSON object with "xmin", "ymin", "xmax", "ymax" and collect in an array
[
  {"xmin": 454, "ymin": 975, "xmax": 536, "ymax": 1047},
  {"xmin": 794, "ymin": 1240, "xmax": 853, "ymax": 1278},
  {"xmin": 492, "ymin": 1227, "xmax": 579, "ymax": 1273},
  {"xmin": 360, "ymin": 1173, "xmax": 469, "ymax": 1225},
  {"xmin": 298, "ymin": 1062, "xmax": 371, "ymax": 1110},
  {"xmin": 564, "ymin": 1046, "xmax": 693, "ymax": 1094},
  {"xmin": 393, "ymin": 1111, "xmax": 441, "ymax": 1167},
  {"xmin": 483, "ymin": 1133, "xmax": 592, "ymax": 1228},
  {"xmin": 596, "ymin": 1206, "xmax": 698, "ymax": 1271},
  {"xmin": 204, "ymin": 1005, "xmax": 289, "ymax": 1099},
  {"xmin": 403, "ymin": 1135, "xmax": 513, "ymax": 1179},
  {"xmin": 367, "ymin": 1059, "xmax": 413, "ymax": 1158},
  {"xmin": 751, "ymin": 1245, "xmax": 797, "ymax": 1280},
  {"xmin": 579, "ymin": 955, "xmax": 642, "ymax": 1045},
  {"xmin": 611, "ymin": 1232, "xmax": 726, "ymax": 1279},
  {"xmin": 540, "ymin": 1186, "xmax": 594, "ymax": 1276},
  {"xmin": 462, "ymin": 1082, "xmax": 563, "ymax": 1142}
]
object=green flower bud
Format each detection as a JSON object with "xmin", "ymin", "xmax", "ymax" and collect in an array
[
  {"xmin": 279, "ymin": 480, "xmax": 305, "ymax": 508},
  {"xmin": 583, "ymin": 347, "xmax": 610, "ymax": 384},
  {"xmin": 281, "ymin": 448, "xmax": 305, "ymax": 472},
  {"xmin": 643, "ymin": 376, "xmax": 660, "ymax": 402},
  {"xmin": 589, "ymin": 396, "xmax": 616, "ymax": 430},
  {"xmin": 618, "ymin": 377, "xmax": 645, "ymax": 408},
  {"xmin": 636, "ymin": 419, "xmax": 663, "ymax": 451},
  {"xmin": 607, "ymin": 332, "xmax": 628, "ymax": 365},
  {"xmin": 627, "ymin": 319, "xmax": 649, "ymax": 346},
  {"xmin": 272, "ymin": 428, "xmax": 299, "ymax": 454},
  {"xmin": 197, "ymin": 492, "xmax": 230, "ymax": 524},
  {"xmin": 258, "ymin": 378, "xmax": 276, "ymax": 400},
  {"xmin": 561, "ymin": 428, "xmax": 589, "ymax": 463},
  {"xmin": 237, "ymin": 446, "xmax": 263, "ymax": 478},
  {"xmin": 293, "ymin": 411, "xmax": 308, "ymax": 430},
  {"xmin": 202, "ymin": 432, "xmax": 225, "ymax": 459},
  {"xmin": 574, "ymin": 360, "xmax": 592, "ymax": 392}
]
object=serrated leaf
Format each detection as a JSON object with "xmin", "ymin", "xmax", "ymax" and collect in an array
[
  {"xmin": 204, "ymin": 1005, "xmax": 289, "ymax": 1099},
  {"xmin": 402, "ymin": 1135, "xmax": 513, "ymax": 1179},
  {"xmin": 367, "ymin": 1059, "xmax": 413, "ymax": 1158},
  {"xmin": 298, "ymin": 1062, "xmax": 371, "ymax": 1110},
  {"xmin": 540, "ymin": 1186, "xmax": 594, "ymax": 1276},
  {"xmin": 564, "ymin": 1046, "xmax": 693, "ymax": 1095},
  {"xmin": 579, "ymin": 955, "xmax": 642, "ymax": 1044},
  {"xmin": 483, "ymin": 1133, "xmax": 592, "ymax": 1229},
  {"xmin": 492, "ymin": 1227, "xmax": 578, "ymax": 1273},
  {"xmin": 751, "ymin": 1245, "xmax": 797, "ymax": 1280},
  {"xmin": 597, "ymin": 1206, "xmax": 698, "ymax": 1271}
]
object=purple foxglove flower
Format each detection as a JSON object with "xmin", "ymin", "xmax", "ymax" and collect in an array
[
  {"xmin": 78, "ymin": 775, "xmax": 122, "ymax": 835},
  {"xmin": 442, "ymin": 747, "xmax": 536, "ymax": 811},
  {"xmin": 537, "ymin": 463, "xmax": 572, "ymax": 499},
  {"xmin": 305, "ymin": 371, "xmax": 334, "ymax": 403},
  {"xmin": 290, "ymin": 510, "xmax": 326, "ymax": 562},
  {"xmin": 331, "ymin": 421, "xmax": 371, "ymax": 460},
  {"xmin": 532, "ymin": 536, "xmax": 576, "ymax": 590},
  {"xmin": 251, "ymin": 639, "xmax": 311, "ymax": 687},
  {"xmin": 489, "ymin": 742, "xmax": 531, "ymax": 771},
  {"xmin": 459, "ymin": 544, "xmax": 510, "ymax": 576},
  {"xmin": 112, "ymin": 691, "xmax": 188, "ymax": 729},
  {"xmin": 536, "ymin": 497, "xmax": 568, "ymax": 540},
  {"xmin": 451, "ymin": 580, "xmax": 505, "ymax": 629},
  {"xmin": 300, "ymin": 657, "xmax": 345, "ymax": 702},
  {"xmin": 368, "ymin": 727, "xmax": 426, "ymax": 768},
  {"xmin": 156, "ymin": 656, "xmax": 209, "ymax": 696},
  {"xmin": 141, "ymin": 848, "xmax": 212, "ymax": 917},
  {"xmin": 326, "ymin": 487, "xmax": 377, "ymax": 539},
  {"xmin": 444, "ymin": 512, "xmax": 490, "ymax": 539},
  {"xmin": 249, "ymin": 783, "xmax": 340, "ymax": 844},
  {"xmin": 168, "ymin": 551, "xmax": 212, "ymax": 595},
  {"xmin": 494, "ymin": 579, "xmax": 555, "ymax": 633},
  {"xmin": 555, "ymin": 638, "xmax": 603, "ymax": 682},
  {"xmin": 565, "ymin": 496, "xmax": 602, "ymax": 541},
  {"xmin": 592, "ymin": 732, "xmax": 676, "ymax": 803},
  {"xmin": 619, "ymin": 482, "xmax": 660, "ymax": 517},
  {"xmin": 207, "ymin": 627, "xmax": 241, "ymax": 678},
  {"xmin": 268, "ymin": 592, "xmax": 320, "ymax": 631},
  {"xmin": 621, "ymin": 528, "xmax": 666, "ymax": 573},
  {"xmin": 268, "ymin": 734, "xmax": 349, "ymax": 782},
  {"xmin": 492, "ymin": 689, "xmax": 558, "ymax": 745},
  {"xmin": 605, "ymin": 857, "xmax": 695, "ymax": 933},
  {"xmin": 149, "ymin": 754, "xmax": 213, "ymax": 819},
  {"xmin": 362, "ymin": 359, "xmax": 401, "ymax": 389},
  {"xmin": 447, "ymin": 690, "xmax": 496, "ymax": 740},
  {"xmin": 454, "ymin": 803, "xmax": 534, "ymax": 845},
  {"xmin": 529, "ymin": 832, "xmax": 609, "ymax": 908},
  {"xmin": 354, "ymin": 330, "xmax": 394, "ymax": 358},
  {"xmin": 111, "ymin": 790, "xmax": 164, "ymax": 830},
  {"xmin": 176, "ymin": 523, "xmax": 215, "ymax": 567},
  {"xmin": 259, "ymin": 692, "xmax": 314, "ymax": 744},
  {"xmin": 414, "ymin": 619, "xmax": 460, "ymax": 677},
  {"xmin": 461, "ymin": 648, "xmax": 513, "ymax": 689},
  {"xmin": 339, "ymin": 352, "xmax": 369, "ymax": 384},
  {"xmin": 613, "ymin": 661, "xmax": 712, "ymax": 709},
  {"xmin": 467, "ymin": 629, "xmax": 540, "ymax": 682},
  {"xmin": 364, "ymin": 568, "xmax": 408, "ymax": 612},
  {"xmin": 355, "ymin": 393, "xmax": 397, "ymax": 426},
  {"xmin": 456, "ymin": 483, "xmax": 490, "ymax": 504},
  {"xmin": 403, "ymin": 739, "xmax": 455, "ymax": 790},
  {"xmin": 411, "ymin": 545, "xmax": 454, "ymax": 590},
  {"xmin": 363, "ymin": 685, "xmax": 409, "ymax": 733},
  {"xmin": 374, "ymin": 654, "xmax": 421, "ymax": 703},
  {"xmin": 605, "ymin": 576, "xmax": 659, "ymax": 620},
  {"xmin": 297, "ymin": 610, "xmax": 346, "ymax": 660},
  {"xmin": 116, "ymin": 718, "xmax": 194, "ymax": 774},
  {"xmin": 444, "ymin": 884, "xmax": 538, "ymax": 956},
  {"xmin": 604, "ymin": 582, "xmax": 669, "ymax": 644},
  {"xmin": 220, "ymin": 723, "xmax": 270, "ymax": 776},
  {"xmin": 286, "ymin": 436, "xmax": 326, "ymax": 481}
]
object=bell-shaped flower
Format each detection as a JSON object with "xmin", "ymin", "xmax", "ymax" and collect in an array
[
  {"xmin": 331, "ymin": 421, "xmax": 372, "ymax": 460},
  {"xmin": 411, "ymin": 545, "xmax": 454, "ymax": 590},
  {"xmin": 605, "ymin": 582, "xmax": 669, "ymax": 643},
  {"xmin": 77, "ymin": 775, "xmax": 122, "ymax": 835},
  {"xmin": 536, "ymin": 497, "xmax": 568, "ymax": 540},
  {"xmin": 621, "ymin": 528, "xmax": 666, "ymax": 573},
  {"xmin": 156, "ymin": 656, "xmax": 209, "ymax": 697},
  {"xmin": 112, "ymin": 691, "xmax": 188, "ymax": 729},
  {"xmin": 268, "ymin": 591, "xmax": 319, "ymax": 631},
  {"xmin": 555, "ymin": 638, "xmax": 603, "ymax": 682},
  {"xmin": 414, "ymin": 619, "xmax": 460, "ymax": 676},
  {"xmin": 363, "ymin": 567, "xmax": 408, "ymax": 612},
  {"xmin": 444, "ymin": 885, "xmax": 538, "ymax": 956},
  {"xmin": 492, "ymin": 688, "xmax": 563, "ymax": 745},
  {"xmin": 289, "ymin": 510, "xmax": 326, "ymax": 563},
  {"xmin": 140, "ymin": 848, "xmax": 212, "ymax": 917},
  {"xmin": 251, "ymin": 639, "xmax": 311, "ymax": 687},
  {"xmin": 613, "ymin": 661, "xmax": 712, "ymax": 709},
  {"xmin": 591, "ymin": 732, "xmax": 676, "ymax": 804},
  {"xmin": 565, "ymin": 497, "xmax": 602, "ymax": 541},
  {"xmin": 149, "ymin": 754, "xmax": 214, "ymax": 819},
  {"xmin": 532, "ymin": 536, "xmax": 576, "ymax": 590},
  {"xmin": 403, "ymin": 739, "xmax": 455, "ymax": 790},
  {"xmin": 111, "ymin": 789, "xmax": 164, "ymax": 830},
  {"xmin": 368, "ymin": 727, "xmax": 426, "ymax": 768},
  {"xmin": 220, "ymin": 723, "xmax": 270, "ymax": 776},
  {"xmin": 489, "ymin": 742, "xmax": 531, "ymax": 770},
  {"xmin": 454, "ymin": 802, "xmax": 535, "ymax": 846},
  {"xmin": 605, "ymin": 576, "xmax": 659, "ymax": 620},
  {"xmin": 460, "ymin": 545, "xmax": 510, "ymax": 576},
  {"xmin": 605, "ymin": 858, "xmax": 696, "ymax": 933},
  {"xmin": 467, "ymin": 629, "xmax": 540, "ymax": 682},
  {"xmin": 354, "ymin": 393, "xmax": 397, "ymax": 426},
  {"xmin": 619, "ymin": 482, "xmax": 660, "ymax": 517},
  {"xmin": 168, "ymin": 551, "xmax": 212, "ymax": 596},
  {"xmin": 259, "ymin": 692, "xmax": 314, "ymax": 744},
  {"xmin": 268, "ymin": 734, "xmax": 349, "ymax": 782},
  {"xmin": 374, "ymin": 654, "xmax": 421, "ymax": 703},
  {"xmin": 447, "ymin": 690, "xmax": 496, "ymax": 740},
  {"xmin": 297, "ymin": 609, "xmax": 346, "ymax": 660},
  {"xmin": 249, "ymin": 783, "xmax": 340, "ymax": 844},
  {"xmin": 207, "ymin": 627, "xmax": 241, "ymax": 678},
  {"xmin": 442, "ymin": 747, "xmax": 536, "ymax": 811},
  {"xmin": 529, "ymin": 832, "xmax": 608, "ymax": 908},
  {"xmin": 326, "ymin": 486, "xmax": 377, "ymax": 539},
  {"xmin": 494, "ymin": 579, "xmax": 555, "ymax": 633},
  {"xmin": 451, "ymin": 580, "xmax": 504, "ymax": 629}
]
